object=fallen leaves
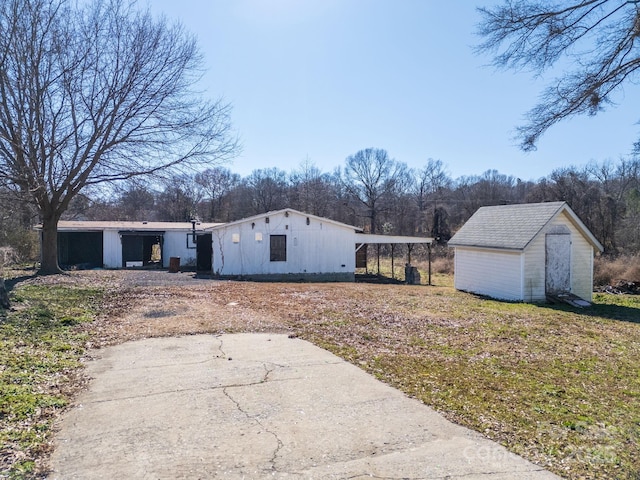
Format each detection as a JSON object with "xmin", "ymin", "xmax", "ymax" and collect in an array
[{"xmin": 2, "ymin": 269, "xmax": 640, "ymax": 479}]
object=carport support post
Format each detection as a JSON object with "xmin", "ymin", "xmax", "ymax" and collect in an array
[
  {"xmin": 377, "ymin": 244, "xmax": 381, "ymax": 276},
  {"xmin": 428, "ymin": 243, "xmax": 432, "ymax": 285},
  {"xmin": 391, "ymin": 244, "xmax": 395, "ymax": 279}
]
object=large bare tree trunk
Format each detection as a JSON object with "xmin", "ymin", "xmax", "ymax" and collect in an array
[
  {"xmin": 0, "ymin": 278, "xmax": 9, "ymax": 309},
  {"xmin": 40, "ymin": 216, "xmax": 61, "ymax": 274}
]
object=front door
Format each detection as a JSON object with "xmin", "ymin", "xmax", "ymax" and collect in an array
[
  {"xmin": 196, "ymin": 233, "xmax": 213, "ymax": 272},
  {"xmin": 545, "ymin": 230, "xmax": 571, "ymax": 294}
]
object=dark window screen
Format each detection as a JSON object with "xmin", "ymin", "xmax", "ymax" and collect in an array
[{"xmin": 270, "ymin": 235, "xmax": 286, "ymax": 262}]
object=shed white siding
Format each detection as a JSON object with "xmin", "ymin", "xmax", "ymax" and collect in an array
[
  {"xmin": 521, "ymin": 234, "xmax": 546, "ymax": 302},
  {"xmin": 454, "ymin": 248, "xmax": 523, "ymax": 301},
  {"xmin": 521, "ymin": 212, "xmax": 595, "ymax": 301},
  {"xmin": 211, "ymin": 211, "xmax": 355, "ymax": 280},
  {"xmin": 561, "ymin": 213, "xmax": 595, "ymax": 301}
]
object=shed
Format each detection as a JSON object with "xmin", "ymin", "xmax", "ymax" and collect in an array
[
  {"xmin": 447, "ymin": 202, "xmax": 603, "ymax": 302},
  {"xmin": 50, "ymin": 221, "xmax": 221, "ymax": 269}
]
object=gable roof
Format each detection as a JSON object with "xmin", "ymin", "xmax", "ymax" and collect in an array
[
  {"xmin": 205, "ymin": 208, "xmax": 363, "ymax": 232},
  {"xmin": 448, "ymin": 202, "xmax": 603, "ymax": 252}
]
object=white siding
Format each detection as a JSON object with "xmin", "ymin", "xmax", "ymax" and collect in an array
[
  {"xmin": 162, "ymin": 231, "xmax": 197, "ymax": 268},
  {"xmin": 103, "ymin": 231, "xmax": 122, "ymax": 268},
  {"xmin": 454, "ymin": 247, "xmax": 524, "ymax": 301},
  {"xmin": 522, "ymin": 234, "xmax": 546, "ymax": 302},
  {"xmin": 102, "ymin": 229, "xmax": 198, "ymax": 269},
  {"xmin": 211, "ymin": 211, "xmax": 355, "ymax": 277},
  {"xmin": 522, "ymin": 212, "xmax": 596, "ymax": 301},
  {"xmin": 561, "ymin": 214, "xmax": 595, "ymax": 301}
]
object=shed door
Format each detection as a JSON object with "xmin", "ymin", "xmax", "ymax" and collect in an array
[{"xmin": 545, "ymin": 230, "xmax": 571, "ymax": 294}]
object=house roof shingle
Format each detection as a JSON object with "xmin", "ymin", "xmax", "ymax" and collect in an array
[{"xmin": 448, "ymin": 201, "xmax": 602, "ymax": 251}]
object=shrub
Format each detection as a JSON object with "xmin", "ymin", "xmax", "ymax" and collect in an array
[
  {"xmin": 0, "ymin": 229, "xmax": 39, "ymax": 265},
  {"xmin": 594, "ymin": 254, "xmax": 640, "ymax": 286}
]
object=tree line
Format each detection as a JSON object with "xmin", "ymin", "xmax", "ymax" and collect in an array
[
  {"xmin": 3, "ymin": 150, "xmax": 632, "ymax": 256},
  {"xmin": 3, "ymin": 0, "xmax": 640, "ymax": 271}
]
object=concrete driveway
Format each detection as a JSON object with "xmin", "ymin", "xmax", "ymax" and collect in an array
[{"xmin": 49, "ymin": 333, "xmax": 559, "ymax": 479}]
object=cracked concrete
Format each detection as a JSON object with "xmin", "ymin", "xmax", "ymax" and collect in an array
[{"xmin": 48, "ymin": 333, "xmax": 560, "ymax": 479}]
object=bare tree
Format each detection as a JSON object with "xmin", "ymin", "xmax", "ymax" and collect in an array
[
  {"xmin": 115, "ymin": 181, "xmax": 158, "ymax": 221},
  {"xmin": 343, "ymin": 148, "xmax": 407, "ymax": 233},
  {"xmin": 245, "ymin": 168, "xmax": 289, "ymax": 214},
  {"xmin": 156, "ymin": 174, "xmax": 204, "ymax": 222},
  {"xmin": 194, "ymin": 167, "xmax": 240, "ymax": 221},
  {"xmin": 414, "ymin": 159, "xmax": 452, "ymax": 238},
  {"xmin": 0, "ymin": 0, "xmax": 237, "ymax": 273},
  {"xmin": 289, "ymin": 159, "xmax": 338, "ymax": 217},
  {"xmin": 477, "ymin": 1, "xmax": 640, "ymax": 151}
]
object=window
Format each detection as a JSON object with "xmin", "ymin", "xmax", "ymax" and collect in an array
[{"xmin": 270, "ymin": 235, "xmax": 286, "ymax": 262}]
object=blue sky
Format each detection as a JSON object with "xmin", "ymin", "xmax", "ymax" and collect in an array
[{"xmin": 149, "ymin": 0, "xmax": 640, "ymax": 182}]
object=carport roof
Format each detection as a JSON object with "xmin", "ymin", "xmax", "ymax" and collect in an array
[{"xmin": 356, "ymin": 233, "xmax": 432, "ymax": 244}]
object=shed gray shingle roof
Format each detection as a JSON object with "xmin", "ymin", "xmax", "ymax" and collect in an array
[{"xmin": 448, "ymin": 201, "xmax": 567, "ymax": 250}]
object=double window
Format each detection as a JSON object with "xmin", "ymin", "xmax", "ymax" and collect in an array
[{"xmin": 270, "ymin": 235, "xmax": 287, "ymax": 262}]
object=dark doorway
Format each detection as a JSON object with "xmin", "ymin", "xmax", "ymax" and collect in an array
[
  {"xmin": 121, "ymin": 232, "xmax": 163, "ymax": 268},
  {"xmin": 356, "ymin": 243, "xmax": 367, "ymax": 268},
  {"xmin": 58, "ymin": 232, "xmax": 103, "ymax": 268},
  {"xmin": 196, "ymin": 233, "xmax": 213, "ymax": 272}
]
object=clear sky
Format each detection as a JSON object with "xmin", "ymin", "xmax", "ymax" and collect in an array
[{"xmin": 148, "ymin": 0, "xmax": 640, "ymax": 182}]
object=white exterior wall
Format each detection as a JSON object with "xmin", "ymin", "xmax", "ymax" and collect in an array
[
  {"xmin": 522, "ymin": 212, "xmax": 595, "ymax": 301},
  {"xmin": 103, "ymin": 230, "xmax": 122, "ymax": 268},
  {"xmin": 560, "ymin": 212, "xmax": 595, "ymax": 301},
  {"xmin": 454, "ymin": 247, "xmax": 524, "ymax": 301},
  {"xmin": 102, "ymin": 229, "xmax": 197, "ymax": 268},
  {"xmin": 522, "ymin": 234, "xmax": 546, "ymax": 302},
  {"xmin": 162, "ymin": 231, "xmax": 197, "ymax": 268},
  {"xmin": 211, "ymin": 211, "xmax": 355, "ymax": 278}
]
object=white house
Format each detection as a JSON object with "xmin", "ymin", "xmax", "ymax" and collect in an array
[
  {"xmin": 447, "ymin": 202, "xmax": 603, "ymax": 302},
  {"xmin": 47, "ymin": 210, "xmax": 433, "ymax": 281},
  {"xmin": 207, "ymin": 209, "xmax": 362, "ymax": 281},
  {"xmin": 52, "ymin": 221, "xmax": 220, "ymax": 269},
  {"xmin": 207, "ymin": 208, "xmax": 433, "ymax": 282}
]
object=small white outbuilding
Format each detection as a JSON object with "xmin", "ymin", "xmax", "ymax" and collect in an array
[{"xmin": 448, "ymin": 202, "xmax": 603, "ymax": 302}]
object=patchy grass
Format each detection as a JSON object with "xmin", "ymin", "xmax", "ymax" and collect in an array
[
  {"xmin": 1, "ymin": 270, "xmax": 639, "ymax": 479},
  {"xmin": 204, "ymin": 280, "xmax": 640, "ymax": 480},
  {"xmin": 0, "ymin": 281, "xmax": 102, "ymax": 479}
]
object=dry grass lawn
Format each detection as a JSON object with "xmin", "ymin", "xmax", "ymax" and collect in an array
[{"xmin": 2, "ymin": 269, "xmax": 639, "ymax": 479}]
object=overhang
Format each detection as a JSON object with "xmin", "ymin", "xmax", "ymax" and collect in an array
[{"xmin": 355, "ymin": 234, "xmax": 433, "ymax": 244}]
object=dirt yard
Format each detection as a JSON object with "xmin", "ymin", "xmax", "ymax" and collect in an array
[{"xmin": 11, "ymin": 268, "xmax": 640, "ymax": 479}]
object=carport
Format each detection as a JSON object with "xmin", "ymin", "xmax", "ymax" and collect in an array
[
  {"xmin": 58, "ymin": 231, "xmax": 103, "ymax": 268},
  {"xmin": 119, "ymin": 231, "xmax": 164, "ymax": 268},
  {"xmin": 355, "ymin": 234, "xmax": 433, "ymax": 284}
]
